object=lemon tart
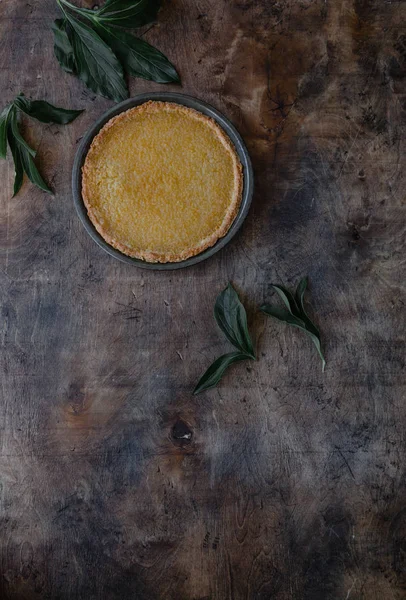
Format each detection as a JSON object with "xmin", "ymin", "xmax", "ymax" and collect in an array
[{"xmin": 82, "ymin": 101, "xmax": 243, "ymax": 263}]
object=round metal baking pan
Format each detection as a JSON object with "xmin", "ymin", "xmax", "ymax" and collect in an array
[{"xmin": 72, "ymin": 92, "xmax": 254, "ymax": 270}]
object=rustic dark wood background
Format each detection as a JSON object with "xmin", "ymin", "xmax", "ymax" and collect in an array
[{"xmin": 0, "ymin": 0, "xmax": 405, "ymax": 598}]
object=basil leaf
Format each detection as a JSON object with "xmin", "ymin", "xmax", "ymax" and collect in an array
[
  {"xmin": 95, "ymin": 0, "xmax": 161, "ymax": 28},
  {"xmin": 272, "ymin": 284, "xmax": 300, "ymax": 316},
  {"xmin": 65, "ymin": 13, "xmax": 128, "ymax": 102},
  {"xmin": 214, "ymin": 283, "xmax": 255, "ymax": 358},
  {"xmin": 6, "ymin": 126, "xmax": 24, "ymax": 196},
  {"xmin": 9, "ymin": 108, "xmax": 36, "ymax": 157},
  {"xmin": 19, "ymin": 145, "xmax": 52, "ymax": 194},
  {"xmin": 94, "ymin": 23, "xmax": 179, "ymax": 83},
  {"xmin": 0, "ymin": 104, "xmax": 13, "ymax": 159},
  {"xmin": 193, "ymin": 352, "xmax": 249, "ymax": 395},
  {"xmin": 52, "ymin": 18, "xmax": 77, "ymax": 74},
  {"xmin": 14, "ymin": 95, "xmax": 83, "ymax": 125}
]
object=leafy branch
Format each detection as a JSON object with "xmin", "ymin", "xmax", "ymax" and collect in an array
[
  {"xmin": 0, "ymin": 94, "xmax": 83, "ymax": 196},
  {"xmin": 53, "ymin": 0, "xmax": 180, "ymax": 102},
  {"xmin": 194, "ymin": 284, "xmax": 256, "ymax": 395},
  {"xmin": 261, "ymin": 276, "xmax": 326, "ymax": 370}
]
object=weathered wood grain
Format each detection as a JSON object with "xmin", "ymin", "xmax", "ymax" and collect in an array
[{"xmin": 0, "ymin": 0, "xmax": 405, "ymax": 598}]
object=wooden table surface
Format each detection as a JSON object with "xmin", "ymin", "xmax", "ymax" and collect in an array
[{"xmin": 1, "ymin": 1, "xmax": 405, "ymax": 598}]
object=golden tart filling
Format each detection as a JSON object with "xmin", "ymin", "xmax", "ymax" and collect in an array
[{"xmin": 82, "ymin": 101, "xmax": 243, "ymax": 263}]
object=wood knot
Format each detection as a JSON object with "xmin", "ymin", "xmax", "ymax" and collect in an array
[
  {"xmin": 346, "ymin": 221, "xmax": 364, "ymax": 247},
  {"xmin": 64, "ymin": 382, "xmax": 92, "ymax": 426},
  {"xmin": 171, "ymin": 420, "xmax": 193, "ymax": 446},
  {"xmin": 351, "ymin": 226, "xmax": 361, "ymax": 241},
  {"xmin": 67, "ymin": 383, "xmax": 87, "ymax": 415}
]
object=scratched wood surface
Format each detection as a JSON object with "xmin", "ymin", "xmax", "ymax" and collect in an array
[{"xmin": 0, "ymin": 0, "xmax": 405, "ymax": 598}]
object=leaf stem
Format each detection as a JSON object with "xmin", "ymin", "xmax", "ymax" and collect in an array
[
  {"xmin": 3, "ymin": 103, "xmax": 14, "ymax": 121},
  {"xmin": 56, "ymin": 0, "xmax": 68, "ymax": 18}
]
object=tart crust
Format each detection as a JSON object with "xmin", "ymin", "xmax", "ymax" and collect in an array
[{"xmin": 82, "ymin": 101, "xmax": 243, "ymax": 263}]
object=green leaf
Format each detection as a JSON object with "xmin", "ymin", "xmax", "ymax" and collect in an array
[
  {"xmin": 262, "ymin": 277, "xmax": 326, "ymax": 370},
  {"xmin": 260, "ymin": 305, "xmax": 306, "ymax": 329},
  {"xmin": 6, "ymin": 126, "xmax": 24, "ymax": 196},
  {"xmin": 52, "ymin": 18, "xmax": 77, "ymax": 74},
  {"xmin": 57, "ymin": 0, "xmax": 96, "ymax": 18},
  {"xmin": 2, "ymin": 89, "xmax": 83, "ymax": 197},
  {"xmin": 10, "ymin": 109, "xmax": 51, "ymax": 193},
  {"xmin": 272, "ymin": 284, "xmax": 300, "ymax": 316},
  {"xmin": 295, "ymin": 276, "xmax": 320, "ymax": 338},
  {"xmin": 214, "ymin": 283, "xmax": 255, "ymax": 358},
  {"xmin": 0, "ymin": 104, "xmax": 13, "ymax": 159},
  {"xmin": 19, "ymin": 145, "xmax": 52, "ymax": 194},
  {"xmin": 9, "ymin": 107, "xmax": 36, "ymax": 157},
  {"xmin": 8, "ymin": 109, "xmax": 53, "ymax": 195},
  {"xmin": 193, "ymin": 352, "xmax": 249, "ymax": 395},
  {"xmin": 294, "ymin": 277, "xmax": 325, "ymax": 369},
  {"xmin": 14, "ymin": 95, "xmax": 83, "ymax": 125},
  {"xmin": 95, "ymin": 0, "xmax": 161, "ymax": 28},
  {"xmin": 64, "ymin": 13, "xmax": 128, "ymax": 102},
  {"xmin": 295, "ymin": 276, "xmax": 308, "ymax": 310},
  {"xmin": 54, "ymin": 0, "xmax": 179, "ymax": 99},
  {"xmin": 306, "ymin": 331, "xmax": 326, "ymax": 372},
  {"xmin": 94, "ymin": 22, "xmax": 179, "ymax": 83}
]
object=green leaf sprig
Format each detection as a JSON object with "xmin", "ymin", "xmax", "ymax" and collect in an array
[
  {"xmin": 194, "ymin": 284, "xmax": 256, "ymax": 395},
  {"xmin": 54, "ymin": 0, "xmax": 180, "ymax": 102},
  {"xmin": 1, "ymin": 94, "xmax": 83, "ymax": 196},
  {"xmin": 261, "ymin": 276, "xmax": 326, "ymax": 370}
]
